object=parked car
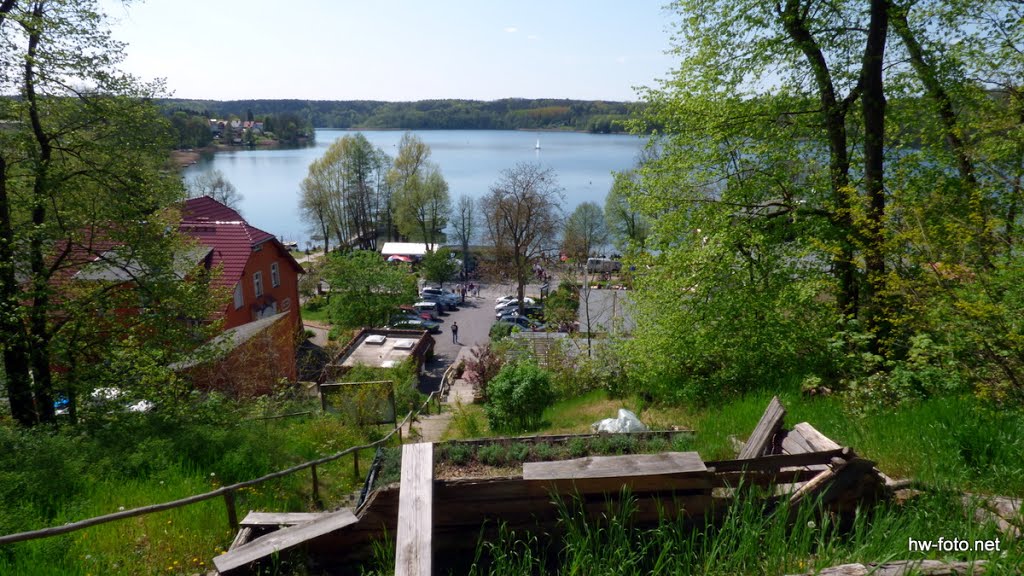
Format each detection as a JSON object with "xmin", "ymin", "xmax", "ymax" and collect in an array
[
  {"xmin": 586, "ymin": 257, "xmax": 622, "ymax": 274},
  {"xmin": 496, "ymin": 304, "xmax": 543, "ymax": 320},
  {"xmin": 387, "ymin": 315, "xmax": 441, "ymax": 333},
  {"xmin": 494, "ymin": 296, "xmax": 535, "ymax": 311},
  {"xmin": 399, "ymin": 305, "xmax": 434, "ymax": 321},
  {"xmin": 420, "ymin": 287, "xmax": 459, "ymax": 307},
  {"xmin": 418, "ymin": 292, "xmax": 456, "ymax": 311},
  {"xmin": 413, "ymin": 301, "xmax": 442, "ymax": 320},
  {"xmin": 495, "ymin": 315, "xmax": 544, "ymax": 331}
]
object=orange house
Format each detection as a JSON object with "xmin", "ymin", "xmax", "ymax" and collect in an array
[{"xmin": 180, "ymin": 197, "xmax": 304, "ymax": 331}]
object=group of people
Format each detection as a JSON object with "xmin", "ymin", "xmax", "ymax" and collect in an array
[{"xmin": 454, "ymin": 282, "xmax": 480, "ymax": 302}]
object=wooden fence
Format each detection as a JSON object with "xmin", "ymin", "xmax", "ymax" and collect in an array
[{"xmin": 0, "ymin": 388, "xmax": 442, "ymax": 546}]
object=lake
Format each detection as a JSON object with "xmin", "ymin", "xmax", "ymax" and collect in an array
[{"xmin": 182, "ymin": 129, "xmax": 648, "ymax": 247}]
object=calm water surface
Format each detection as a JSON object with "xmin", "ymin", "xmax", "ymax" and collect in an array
[{"xmin": 183, "ymin": 129, "xmax": 647, "ymax": 246}]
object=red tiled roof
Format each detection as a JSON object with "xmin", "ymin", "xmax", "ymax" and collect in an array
[{"xmin": 180, "ymin": 197, "xmax": 302, "ymax": 287}]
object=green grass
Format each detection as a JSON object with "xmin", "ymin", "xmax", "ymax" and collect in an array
[
  {"xmin": 300, "ymin": 295, "xmax": 331, "ymax": 323},
  {"xmin": 0, "ymin": 401, "xmax": 385, "ymax": 575},
  {"xmin": 534, "ymin": 387, "xmax": 1024, "ymax": 496},
  {"xmin": 441, "ymin": 490, "xmax": 1023, "ymax": 575}
]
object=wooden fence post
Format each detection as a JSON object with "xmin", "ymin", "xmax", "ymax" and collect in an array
[
  {"xmin": 310, "ymin": 464, "xmax": 322, "ymax": 509},
  {"xmin": 224, "ymin": 490, "xmax": 239, "ymax": 530}
]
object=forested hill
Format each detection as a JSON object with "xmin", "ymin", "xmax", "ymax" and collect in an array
[{"xmin": 158, "ymin": 98, "xmax": 637, "ymax": 133}]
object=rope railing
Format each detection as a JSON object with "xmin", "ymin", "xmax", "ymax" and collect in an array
[{"xmin": 0, "ymin": 389, "xmax": 440, "ymax": 546}]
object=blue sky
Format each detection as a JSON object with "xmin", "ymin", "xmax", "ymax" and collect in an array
[{"xmin": 101, "ymin": 1, "xmax": 678, "ymax": 102}]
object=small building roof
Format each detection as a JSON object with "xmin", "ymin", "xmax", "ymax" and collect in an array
[
  {"xmin": 379, "ymin": 242, "xmax": 439, "ymax": 257},
  {"xmin": 74, "ymin": 246, "xmax": 212, "ymax": 282},
  {"xmin": 170, "ymin": 311, "xmax": 290, "ymax": 371},
  {"xmin": 331, "ymin": 328, "xmax": 433, "ymax": 370}
]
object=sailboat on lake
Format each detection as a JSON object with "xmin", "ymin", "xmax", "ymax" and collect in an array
[{"xmin": 535, "ymin": 137, "xmax": 541, "ymax": 150}]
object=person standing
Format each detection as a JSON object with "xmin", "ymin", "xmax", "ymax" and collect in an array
[{"xmin": 451, "ymin": 321, "xmax": 459, "ymax": 344}]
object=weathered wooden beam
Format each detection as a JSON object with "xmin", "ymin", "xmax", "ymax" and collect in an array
[
  {"xmin": 738, "ymin": 396, "xmax": 786, "ymax": 459},
  {"xmin": 791, "ymin": 422, "xmax": 842, "ymax": 452},
  {"xmin": 229, "ymin": 527, "xmax": 253, "ymax": 551},
  {"xmin": 524, "ymin": 451, "xmax": 706, "ymax": 480},
  {"xmin": 395, "ymin": 442, "xmax": 433, "ymax": 576},
  {"xmin": 214, "ymin": 509, "xmax": 359, "ymax": 575},
  {"xmin": 523, "ymin": 452, "xmax": 710, "ymax": 495},
  {"xmin": 240, "ymin": 512, "xmax": 327, "ymax": 528},
  {"xmin": 789, "ymin": 457, "xmax": 878, "ymax": 510},
  {"xmin": 707, "ymin": 448, "xmax": 849, "ymax": 473},
  {"xmin": 785, "ymin": 559, "xmax": 988, "ymax": 576}
]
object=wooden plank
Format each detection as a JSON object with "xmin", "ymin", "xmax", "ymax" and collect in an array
[
  {"xmin": 711, "ymin": 468, "xmax": 824, "ymax": 488},
  {"xmin": 788, "ymin": 458, "xmax": 845, "ymax": 508},
  {"xmin": 394, "ymin": 442, "xmax": 433, "ymax": 576},
  {"xmin": 229, "ymin": 527, "xmax": 253, "ymax": 551},
  {"xmin": 707, "ymin": 448, "xmax": 848, "ymax": 472},
  {"xmin": 785, "ymin": 560, "xmax": 989, "ymax": 576},
  {"xmin": 738, "ymin": 396, "xmax": 786, "ymax": 459},
  {"xmin": 240, "ymin": 512, "xmax": 327, "ymax": 527},
  {"xmin": 789, "ymin": 457, "xmax": 878, "ymax": 510},
  {"xmin": 213, "ymin": 508, "xmax": 358, "ymax": 574},
  {"xmin": 792, "ymin": 422, "xmax": 841, "ymax": 452},
  {"xmin": 780, "ymin": 430, "xmax": 815, "ymax": 455},
  {"xmin": 524, "ymin": 451, "xmax": 706, "ymax": 480}
]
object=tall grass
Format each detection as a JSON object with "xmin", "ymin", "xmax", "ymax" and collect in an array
[
  {"xmin": 0, "ymin": 401, "xmax": 379, "ymax": 575},
  {"xmin": 457, "ymin": 490, "xmax": 1023, "ymax": 575},
  {"xmin": 540, "ymin": 386, "xmax": 1024, "ymax": 496}
]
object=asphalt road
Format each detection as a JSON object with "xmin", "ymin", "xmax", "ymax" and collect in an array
[{"xmin": 418, "ymin": 280, "xmax": 545, "ymax": 393}]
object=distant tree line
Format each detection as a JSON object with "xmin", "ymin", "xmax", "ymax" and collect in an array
[{"xmin": 157, "ymin": 98, "xmax": 638, "ymax": 133}]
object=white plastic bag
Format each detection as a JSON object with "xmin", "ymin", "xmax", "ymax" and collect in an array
[{"xmin": 591, "ymin": 408, "xmax": 648, "ymax": 433}]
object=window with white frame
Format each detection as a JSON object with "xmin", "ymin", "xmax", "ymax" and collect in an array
[
  {"xmin": 271, "ymin": 262, "xmax": 280, "ymax": 288},
  {"xmin": 253, "ymin": 271, "xmax": 264, "ymax": 297},
  {"xmin": 233, "ymin": 282, "xmax": 244, "ymax": 309}
]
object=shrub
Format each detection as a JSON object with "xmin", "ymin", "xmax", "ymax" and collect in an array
[
  {"xmin": 442, "ymin": 443, "xmax": 474, "ymax": 466},
  {"xmin": 463, "ymin": 343, "xmax": 506, "ymax": 402},
  {"xmin": 484, "ymin": 361, "xmax": 555, "ymax": 433},
  {"xmin": 489, "ymin": 321, "xmax": 517, "ymax": 341},
  {"xmin": 477, "ymin": 443, "xmax": 506, "ymax": 466}
]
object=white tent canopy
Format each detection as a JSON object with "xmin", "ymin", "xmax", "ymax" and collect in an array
[{"xmin": 379, "ymin": 242, "xmax": 439, "ymax": 257}]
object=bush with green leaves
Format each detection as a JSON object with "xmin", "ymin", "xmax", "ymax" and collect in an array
[{"xmin": 483, "ymin": 361, "xmax": 555, "ymax": 433}]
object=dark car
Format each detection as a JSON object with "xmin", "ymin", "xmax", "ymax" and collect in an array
[
  {"xmin": 387, "ymin": 315, "xmax": 441, "ymax": 333},
  {"xmin": 495, "ymin": 315, "xmax": 544, "ymax": 331}
]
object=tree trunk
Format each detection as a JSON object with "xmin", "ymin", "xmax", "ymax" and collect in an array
[
  {"xmin": 25, "ymin": 5, "xmax": 55, "ymax": 423},
  {"xmin": 0, "ymin": 155, "xmax": 38, "ymax": 426},
  {"xmin": 891, "ymin": 5, "xmax": 990, "ymax": 266},
  {"xmin": 779, "ymin": 0, "xmax": 859, "ymax": 321},
  {"xmin": 862, "ymin": 0, "xmax": 890, "ymax": 355}
]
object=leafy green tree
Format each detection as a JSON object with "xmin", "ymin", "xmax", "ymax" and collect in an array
[
  {"xmin": 420, "ymin": 247, "xmax": 460, "ymax": 288},
  {"xmin": 0, "ymin": 0, "xmax": 220, "ymax": 425},
  {"xmin": 389, "ymin": 133, "xmax": 451, "ymax": 247},
  {"xmin": 322, "ymin": 250, "xmax": 416, "ymax": 329},
  {"xmin": 168, "ymin": 111, "xmax": 212, "ymax": 149},
  {"xmin": 300, "ymin": 133, "xmax": 390, "ymax": 252},
  {"xmin": 562, "ymin": 202, "xmax": 607, "ymax": 263},
  {"xmin": 624, "ymin": 0, "xmax": 1024, "ymax": 402},
  {"xmin": 605, "ymin": 169, "xmax": 650, "ymax": 255}
]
